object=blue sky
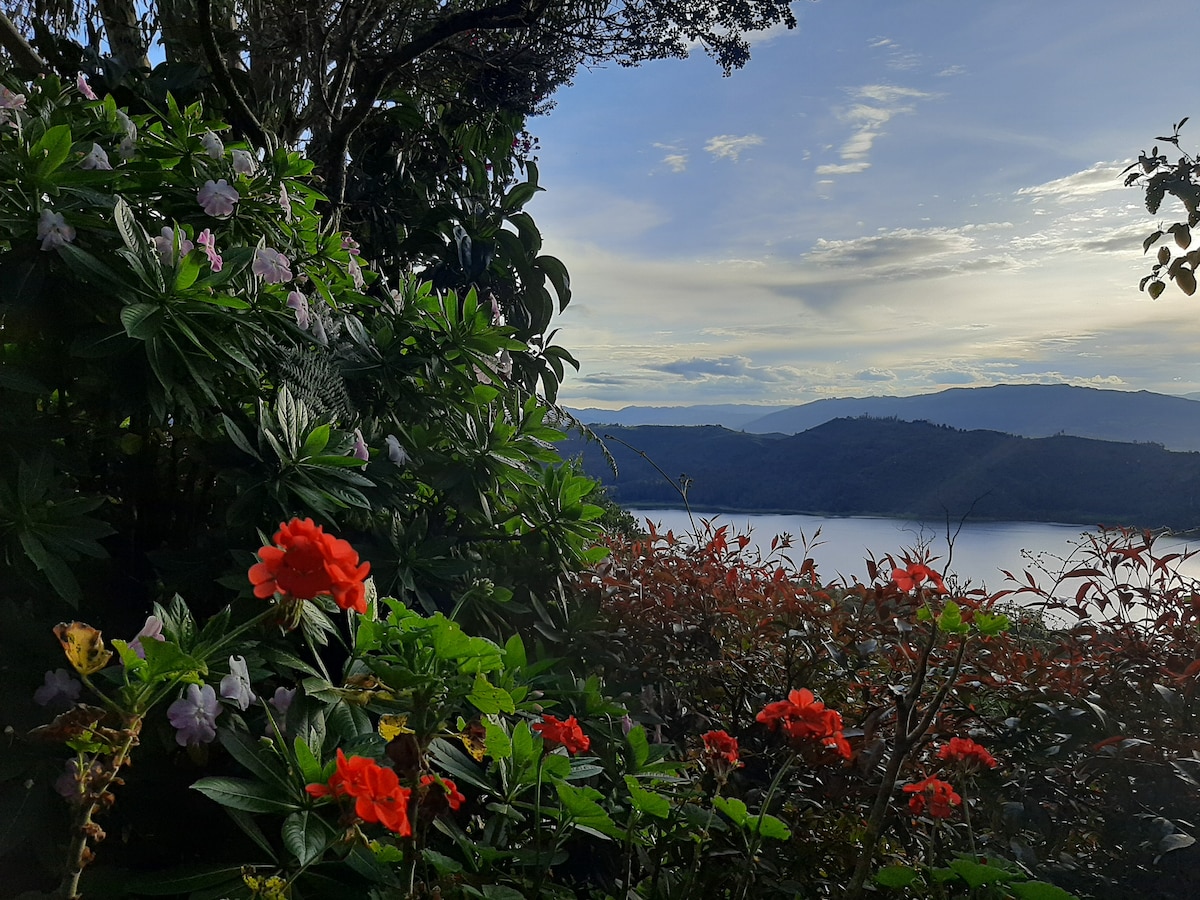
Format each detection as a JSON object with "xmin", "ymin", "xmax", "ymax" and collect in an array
[{"xmin": 526, "ymin": 1, "xmax": 1200, "ymax": 409}]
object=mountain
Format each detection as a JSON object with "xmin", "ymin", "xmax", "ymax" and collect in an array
[
  {"xmin": 565, "ymin": 419, "xmax": 1200, "ymax": 529},
  {"xmin": 740, "ymin": 384, "xmax": 1200, "ymax": 451},
  {"xmin": 569, "ymin": 403, "xmax": 788, "ymax": 430}
]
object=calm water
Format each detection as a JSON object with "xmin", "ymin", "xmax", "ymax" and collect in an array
[{"xmin": 628, "ymin": 508, "xmax": 1200, "ymax": 594}]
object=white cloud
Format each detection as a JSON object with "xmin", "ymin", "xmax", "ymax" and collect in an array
[
  {"xmin": 815, "ymin": 162, "xmax": 872, "ymax": 175},
  {"xmin": 816, "ymin": 84, "xmax": 935, "ymax": 178},
  {"xmin": 937, "ymin": 65, "xmax": 967, "ymax": 77},
  {"xmin": 705, "ymin": 134, "xmax": 764, "ymax": 162},
  {"xmin": 662, "ymin": 153, "xmax": 688, "ymax": 173},
  {"xmin": 1017, "ymin": 161, "xmax": 1129, "ymax": 200}
]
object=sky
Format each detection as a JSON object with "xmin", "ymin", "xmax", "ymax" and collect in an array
[{"xmin": 524, "ymin": 0, "xmax": 1200, "ymax": 410}]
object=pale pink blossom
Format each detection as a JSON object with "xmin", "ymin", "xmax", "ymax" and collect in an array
[
  {"xmin": 341, "ymin": 234, "xmax": 360, "ymax": 256},
  {"xmin": 231, "ymin": 149, "xmax": 256, "ymax": 175},
  {"xmin": 196, "ymin": 228, "xmax": 222, "ymax": 271},
  {"xmin": 252, "ymin": 246, "xmax": 292, "ymax": 283},
  {"xmin": 200, "ymin": 130, "xmax": 224, "ymax": 159},
  {"xmin": 128, "ymin": 615, "xmax": 166, "ymax": 659},
  {"xmin": 351, "ymin": 428, "xmax": 368, "ymax": 461},
  {"xmin": 79, "ymin": 143, "xmax": 111, "ymax": 171},
  {"xmin": 37, "ymin": 209, "xmax": 75, "ymax": 251},
  {"xmin": 348, "ymin": 254, "xmax": 365, "ymax": 290},
  {"xmin": 286, "ymin": 290, "xmax": 310, "ymax": 329},
  {"xmin": 76, "ymin": 74, "xmax": 97, "ymax": 100},
  {"xmin": 0, "ymin": 86, "xmax": 26, "ymax": 109},
  {"xmin": 197, "ymin": 178, "xmax": 239, "ymax": 217},
  {"xmin": 154, "ymin": 226, "xmax": 194, "ymax": 266},
  {"xmin": 278, "ymin": 182, "xmax": 293, "ymax": 222}
]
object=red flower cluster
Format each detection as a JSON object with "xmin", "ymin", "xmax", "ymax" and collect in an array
[
  {"xmin": 756, "ymin": 689, "xmax": 851, "ymax": 760},
  {"xmin": 891, "ymin": 563, "xmax": 947, "ymax": 594},
  {"xmin": 903, "ymin": 776, "xmax": 961, "ymax": 819},
  {"xmin": 249, "ymin": 518, "xmax": 371, "ymax": 613},
  {"xmin": 420, "ymin": 773, "xmax": 466, "ymax": 811},
  {"xmin": 305, "ymin": 750, "xmax": 412, "ymax": 835},
  {"xmin": 937, "ymin": 737, "xmax": 998, "ymax": 772},
  {"xmin": 700, "ymin": 729, "xmax": 742, "ymax": 777},
  {"xmin": 532, "ymin": 714, "xmax": 590, "ymax": 754}
]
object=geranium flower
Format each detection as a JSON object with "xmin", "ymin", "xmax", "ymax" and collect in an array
[
  {"xmin": 76, "ymin": 74, "xmax": 97, "ymax": 100},
  {"xmin": 200, "ymin": 130, "xmax": 224, "ymax": 159},
  {"xmin": 33, "ymin": 668, "xmax": 82, "ymax": 710},
  {"xmin": 196, "ymin": 228, "xmax": 222, "ymax": 271},
  {"xmin": 306, "ymin": 750, "xmax": 412, "ymax": 835},
  {"xmin": 128, "ymin": 615, "xmax": 166, "ymax": 659},
  {"xmin": 248, "ymin": 517, "xmax": 371, "ymax": 614},
  {"xmin": 167, "ymin": 683, "xmax": 221, "ymax": 746},
  {"xmin": 756, "ymin": 688, "xmax": 851, "ymax": 759},
  {"xmin": 37, "ymin": 209, "xmax": 75, "ymax": 251},
  {"xmin": 937, "ymin": 737, "xmax": 998, "ymax": 772},
  {"xmin": 903, "ymin": 776, "xmax": 961, "ymax": 819},
  {"xmin": 219, "ymin": 655, "xmax": 257, "ymax": 711},
  {"xmin": 153, "ymin": 226, "xmax": 194, "ymax": 266},
  {"xmin": 421, "ymin": 773, "xmax": 466, "ymax": 811},
  {"xmin": 79, "ymin": 143, "xmax": 111, "ymax": 170},
  {"xmin": 197, "ymin": 178, "xmax": 239, "ymax": 217},
  {"xmin": 892, "ymin": 563, "xmax": 947, "ymax": 593},
  {"xmin": 252, "ymin": 246, "xmax": 292, "ymax": 283},
  {"xmin": 286, "ymin": 291, "xmax": 310, "ymax": 330},
  {"xmin": 533, "ymin": 714, "xmax": 590, "ymax": 754},
  {"xmin": 700, "ymin": 729, "xmax": 742, "ymax": 779},
  {"xmin": 231, "ymin": 149, "xmax": 256, "ymax": 175}
]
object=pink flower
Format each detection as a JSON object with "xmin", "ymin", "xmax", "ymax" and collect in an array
[
  {"xmin": 279, "ymin": 182, "xmax": 293, "ymax": 222},
  {"xmin": 37, "ymin": 209, "xmax": 75, "ymax": 251},
  {"xmin": 0, "ymin": 86, "xmax": 26, "ymax": 110},
  {"xmin": 128, "ymin": 615, "xmax": 166, "ymax": 659},
  {"xmin": 351, "ymin": 428, "xmax": 369, "ymax": 461},
  {"xmin": 79, "ymin": 143, "xmax": 111, "ymax": 171},
  {"xmin": 196, "ymin": 228, "xmax": 222, "ymax": 271},
  {"xmin": 286, "ymin": 290, "xmax": 310, "ymax": 329},
  {"xmin": 348, "ymin": 254, "xmax": 365, "ymax": 290},
  {"xmin": 154, "ymin": 226, "xmax": 194, "ymax": 266},
  {"xmin": 252, "ymin": 246, "xmax": 292, "ymax": 283},
  {"xmin": 232, "ymin": 149, "xmax": 256, "ymax": 175},
  {"xmin": 76, "ymin": 74, "xmax": 97, "ymax": 100},
  {"xmin": 197, "ymin": 179, "xmax": 239, "ymax": 218}
]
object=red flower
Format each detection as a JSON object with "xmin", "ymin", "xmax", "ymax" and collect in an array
[
  {"xmin": 420, "ymin": 773, "xmax": 466, "ymax": 811},
  {"xmin": 249, "ymin": 518, "xmax": 370, "ymax": 613},
  {"xmin": 700, "ymin": 729, "xmax": 743, "ymax": 777},
  {"xmin": 305, "ymin": 750, "xmax": 412, "ymax": 835},
  {"xmin": 892, "ymin": 563, "xmax": 947, "ymax": 594},
  {"xmin": 756, "ymin": 689, "xmax": 851, "ymax": 760},
  {"xmin": 903, "ymin": 776, "xmax": 961, "ymax": 819},
  {"xmin": 937, "ymin": 737, "xmax": 998, "ymax": 772},
  {"xmin": 533, "ymin": 714, "xmax": 590, "ymax": 754}
]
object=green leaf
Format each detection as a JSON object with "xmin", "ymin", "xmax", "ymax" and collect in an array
[
  {"xmin": 218, "ymin": 729, "xmax": 292, "ymax": 794},
  {"xmin": 554, "ymin": 781, "xmax": 620, "ymax": 839},
  {"xmin": 876, "ymin": 865, "xmax": 921, "ymax": 888},
  {"xmin": 282, "ymin": 810, "xmax": 334, "ymax": 866},
  {"xmin": 937, "ymin": 600, "xmax": 968, "ymax": 634},
  {"xmin": 713, "ymin": 796, "xmax": 749, "ymax": 826},
  {"xmin": 948, "ymin": 858, "xmax": 1017, "ymax": 889},
  {"xmin": 753, "ymin": 813, "xmax": 792, "ymax": 840},
  {"xmin": 123, "ymin": 866, "xmax": 245, "ymax": 895},
  {"xmin": 974, "ymin": 610, "xmax": 1010, "ymax": 637},
  {"xmin": 191, "ymin": 776, "xmax": 300, "ymax": 814},
  {"xmin": 627, "ymin": 725, "xmax": 650, "ymax": 770},
  {"xmin": 120, "ymin": 303, "xmax": 163, "ymax": 340},
  {"xmin": 293, "ymin": 736, "xmax": 325, "ymax": 784},
  {"xmin": 467, "ymin": 674, "xmax": 515, "ymax": 715},
  {"xmin": 1009, "ymin": 882, "xmax": 1081, "ymax": 900},
  {"xmin": 301, "ymin": 423, "xmax": 332, "ymax": 457},
  {"xmin": 484, "ymin": 720, "xmax": 512, "ymax": 759},
  {"xmin": 31, "ymin": 125, "xmax": 73, "ymax": 176},
  {"xmin": 139, "ymin": 637, "xmax": 205, "ymax": 681},
  {"xmin": 623, "ymin": 775, "xmax": 670, "ymax": 819}
]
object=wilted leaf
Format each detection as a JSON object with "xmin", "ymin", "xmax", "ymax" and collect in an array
[{"xmin": 53, "ymin": 621, "xmax": 112, "ymax": 675}]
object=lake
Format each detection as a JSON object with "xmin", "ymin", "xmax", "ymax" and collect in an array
[{"xmin": 627, "ymin": 508, "xmax": 1200, "ymax": 594}]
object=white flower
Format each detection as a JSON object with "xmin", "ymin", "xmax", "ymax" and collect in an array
[
  {"xmin": 197, "ymin": 178, "xmax": 239, "ymax": 217},
  {"xmin": 231, "ymin": 149, "xmax": 256, "ymax": 176},
  {"xmin": 36, "ymin": 209, "xmax": 75, "ymax": 251},
  {"xmin": 385, "ymin": 434, "xmax": 409, "ymax": 466},
  {"xmin": 279, "ymin": 182, "xmax": 293, "ymax": 222},
  {"xmin": 219, "ymin": 655, "xmax": 257, "ymax": 711},
  {"xmin": 348, "ymin": 254, "xmax": 365, "ymax": 290},
  {"xmin": 153, "ymin": 226, "xmax": 194, "ymax": 266},
  {"xmin": 252, "ymin": 246, "xmax": 292, "ymax": 283},
  {"xmin": 79, "ymin": 143, "xmax": 112, "ymax": 170},
  {"xmin": 200, "ymin": 130, "xmax": 224, "ymax": 159}
]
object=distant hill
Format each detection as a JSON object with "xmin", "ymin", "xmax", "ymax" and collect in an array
[
  {"xmin": 740, "ymin": 384, "xmax": 1200, "ymax": 450},
  {"xmin": 566, "ymin": 419, "xmax": 1200, "ymax": 529},
  {"xmin": 570, "ymin": 403, "xmax": 787, "ymax": 430}
]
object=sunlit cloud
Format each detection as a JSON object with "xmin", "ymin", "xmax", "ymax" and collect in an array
[
  {"xmin": 704, "ymin": 134, "xmax": 764, "ymax": 162},
  {"xmin": 816, "ymin": 84, "xmax": 935, "ymax": 178},
  {"xmin": 1017, "ymin": 161, "xmax": 1130, "ymax": 200}
]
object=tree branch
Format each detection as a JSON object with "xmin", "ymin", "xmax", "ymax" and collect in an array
[
  {"xmin": 198, "ymin": 0, "xmax": 269, "ymax": 149},
  {"xmin": 0, "ymin": 10, "xmax": 50, "ymax": 74}
]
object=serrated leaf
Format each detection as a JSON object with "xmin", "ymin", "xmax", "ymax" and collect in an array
[{"xmin": 624, "ymin": 776, "xmax": 670, "ymax": 819}]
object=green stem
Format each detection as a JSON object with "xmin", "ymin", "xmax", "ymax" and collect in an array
[{"xmin": 736, "ymin": 751, "xmax": 796, "ymax": 900}]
